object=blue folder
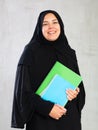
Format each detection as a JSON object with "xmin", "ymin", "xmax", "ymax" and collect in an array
[
  {"xmin": 41, "ymin": 74, "xmax": 76, "ymax": 106},
  {"xmin": 36, "ymin": 61, "xmax": 82, "ymax": 106}
]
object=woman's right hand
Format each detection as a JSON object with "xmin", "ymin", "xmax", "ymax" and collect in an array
[{"xmin": 49, "ymin": 104, "xmax": 67, "ymax": 120}]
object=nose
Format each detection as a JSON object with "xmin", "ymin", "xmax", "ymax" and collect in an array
[{"xmin": 48, "ymin": 23, "xmax": 54, "ymax": 28}]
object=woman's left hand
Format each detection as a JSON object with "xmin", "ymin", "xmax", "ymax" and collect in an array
[{"xmin": 66, "ymin": 87, "xmax": 80, "ymax": 101}]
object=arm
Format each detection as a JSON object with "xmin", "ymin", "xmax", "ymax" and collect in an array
[
  {"xmin": 11, "ymin": 65, "xmax": 54, "ymax": 128},
  {"xmin": 66, "ymin": 52, "xmax": 86, "ymax": 113}
]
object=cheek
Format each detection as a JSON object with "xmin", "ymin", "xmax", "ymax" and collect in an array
[
  {"xmin": 42, "ymin": 27, "xmax": 48, "ymax": 37},
  {"xmin": 42, "ymin": 27, "xmax": 46, "ymax": 34},
  {"xmin": 57, "ymin": 25, "xmax": 61, "ymax": 33}
]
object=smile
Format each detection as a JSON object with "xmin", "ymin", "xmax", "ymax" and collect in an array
[{"xmin": 48, "ymin": 31, "xmax": 57, "ymax": 34}]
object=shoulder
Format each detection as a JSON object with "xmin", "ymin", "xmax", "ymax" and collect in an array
[
  {"xmin": 66, "ymin": 47, "xmax": 78, "ymax": 62},
  {"xmin": 18, "ymin": 42, "xmax": 40, "ymax": 66}
]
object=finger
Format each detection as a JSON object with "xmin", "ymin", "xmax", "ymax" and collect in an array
[
  {"xmin": 67, "ymin": 89, "xmax": 79, "ymax": 96},
  {"xmin": 56, "ymin": 117, "xmax": 59, "ymax": 120},
  {"xmin": 58, "ymin": 113, "xmax": 62, "ymax": 118},
  {"xmin": 55, "ymin": 104, "xmax": 67, "ymax": 116},
  {"xmin": 66, "ymin": 91, "xmax": 77, "ymax": 100},
  {"xmin": 76, "ymin": 88, "xmax": 80, "ymax": 93},
  {"xmin": 56, "ymin": 104, "xmax": 66, "ymax": 110},
  {"xmin": 67, "ymin": 95, "xmax": 73, "ymax": 101},
  {"xmin": 56, "ymin": 104, "xmax": 67, "ymax": 112},
  {"xmin": 66, "ymin": 89, "xmax": 76, "ymax": 97}
]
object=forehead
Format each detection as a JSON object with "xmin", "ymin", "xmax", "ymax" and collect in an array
[{"xmin": 43, "ymin": 13, "xmax": 58, "ymax": 21}]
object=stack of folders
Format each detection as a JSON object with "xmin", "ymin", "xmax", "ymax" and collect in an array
[{"xmin": 36, "ymin": 61, "xmax": 82, "ymax": 106}]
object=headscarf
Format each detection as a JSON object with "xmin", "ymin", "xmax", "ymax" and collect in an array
[
  {"xmin": 29, "ymin": 10, "xmax": 72, "ymax": 52},
  {"xmin": 19, "ymin": 10, "xmax": 76, "ymax": 66}
]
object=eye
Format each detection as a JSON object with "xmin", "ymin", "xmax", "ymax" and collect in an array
[
  {"xmin": 53, "ymin": 21, "xmax": 59, "ymax": 25},
  {"xmin": 53, "ymin": 21, "xmax": 59, "ymax": 24},
  {"xmin": 42, "ymin": 22, "xmax": 49, "ymax": 26}
]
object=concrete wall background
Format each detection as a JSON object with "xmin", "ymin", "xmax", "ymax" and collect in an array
[{"xmin": 0, "ymin": 0, "xmax": 98, "ymax": 130}]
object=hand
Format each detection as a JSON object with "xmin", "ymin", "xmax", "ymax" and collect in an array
[
  {"xmin": 66, "ymin": 87, "xmax": 80, "ymax": 101},
  {"xmin": 49, "ymin": 104, "xmax": 67, "ymax": 120}
]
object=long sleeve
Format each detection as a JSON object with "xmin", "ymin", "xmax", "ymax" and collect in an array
[
  {"xmin": 11, "ymin": 65, "xmax": 54, "ymax": 128},
  {"xmin": 77, "ymin": 81, "xmax": 85, "ymax": 112},
  {"xmin": 74, "ymin": 56, "xmax": 86, "ymax": 113}
]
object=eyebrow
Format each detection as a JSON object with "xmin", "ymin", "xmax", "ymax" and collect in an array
[{"xmin": 43, "ymin": 19, "xmax": 58, "ymax": 23}]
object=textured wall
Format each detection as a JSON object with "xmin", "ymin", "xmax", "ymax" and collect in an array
[{"xmin": 0, "ymin": 0, "xmax": 98, "ymax": 130}]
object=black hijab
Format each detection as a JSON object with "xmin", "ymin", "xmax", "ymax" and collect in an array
[
  {"xmin": 19, "ymin": 10, "xmax": 76, "ymax": 66},
  {"xmin": 29, "ymin": 10, "xmax": 73, "ymax": 53}
]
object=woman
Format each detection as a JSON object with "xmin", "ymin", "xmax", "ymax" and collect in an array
[{"xmin": 11, "ymin": 10, "xmax": 85, "ymax": 130}]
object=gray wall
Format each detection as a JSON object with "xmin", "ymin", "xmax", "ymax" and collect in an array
[{"xmin": 0, "ymin": 0, "xmax": 98, "ymax": 130}]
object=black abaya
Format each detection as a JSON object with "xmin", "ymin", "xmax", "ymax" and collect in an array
[{"xmin": 11, "ymin": 10, "xmax": 85, "ymax": 130}]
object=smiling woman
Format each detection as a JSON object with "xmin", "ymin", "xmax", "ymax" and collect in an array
[
  {"xmin": 11, "ymin": 10, "xmax": 85, "ymax": 130},
  {"xmin": 42, "ymin": 13, "xmax": 61, "ymax": 41}
]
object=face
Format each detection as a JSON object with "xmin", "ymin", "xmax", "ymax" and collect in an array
[{"xmin": 42, "ymin": 13, "xmax": 61, "ymax": 41}]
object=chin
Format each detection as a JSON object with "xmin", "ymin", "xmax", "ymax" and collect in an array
[{"xmin": 47, "ymin": 37, "xmax": 58, "ymax": 41}]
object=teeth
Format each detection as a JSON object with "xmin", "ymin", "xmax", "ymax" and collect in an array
[{"xmin": 48, "ymin": 31, "xmax": 56, "ymax": 34}]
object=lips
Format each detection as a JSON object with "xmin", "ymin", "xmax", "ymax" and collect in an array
[{"xmin": 48, "ymin": 30, "xmax": 56, "ymax": 34}]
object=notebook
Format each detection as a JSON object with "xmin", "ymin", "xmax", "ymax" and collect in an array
[
  {"xmin": 36, "ymin": 61, "xmax": 82, "ymax": 106},
  {"xmin": 41, "ymin": 74, "xmax": 77, "ymax": 106}
]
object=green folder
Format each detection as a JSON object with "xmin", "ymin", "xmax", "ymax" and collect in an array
[{"xmin": 36, "ymin": 61, "xmax": 82, "ymax": 105}]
